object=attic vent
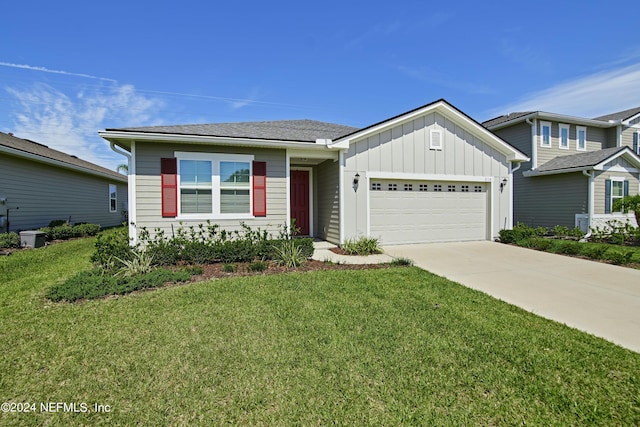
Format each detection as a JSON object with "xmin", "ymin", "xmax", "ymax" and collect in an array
[{"xmin": 429, "ymin": 129, "xmax": 443, "ymax": 150}]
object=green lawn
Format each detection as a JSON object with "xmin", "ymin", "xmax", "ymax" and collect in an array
[{"xmin": 1, "ymin": 239, "xmax": 639, "ymax": 425}]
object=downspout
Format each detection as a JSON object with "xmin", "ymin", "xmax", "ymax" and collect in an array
[
  {"xmin": 582, "ymin": 169, "xmax": 595, "ymax": 240},
  {"xmin": 109, "ymin": 141, "xmax": 135, "ymax": 243},
  {"xmin": 525, "ymin": 117, "xmax": 537, "ymax": 169}
]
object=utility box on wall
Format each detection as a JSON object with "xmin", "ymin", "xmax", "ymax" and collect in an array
[{"xmin": 20, "ymin": 231, "xmax": 46, "ymax": 248}]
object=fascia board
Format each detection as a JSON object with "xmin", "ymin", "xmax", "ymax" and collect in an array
[
  {"xmin": 0, "ymin": 144, "xmax": 127, "ymax": 183},
  {"xmin": 98, "ymin": 131, "xmax": 344, "ymax": 151},
  {"xmin": 593, "ymin": 148, "xmax": 640, "ymax": 171},
  {"xmin": 488, "ymin": 112, "xmax": 617, "ymax": 130}
]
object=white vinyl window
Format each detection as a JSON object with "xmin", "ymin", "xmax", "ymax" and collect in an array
[
  {"xmin": 540, "ymin": 121, "xmax": 551, "ymax": 147},
  {"xmin": 430, "ymin": 129, "xmax": 443, "ymax": 150},
  {"xmin": 577, "ymin": 126, "xmax": 587, "ymax": 151},
  {"xmin": 611, "ymin": 179, "xmax": 625, "ymax": 213},
  {"xmin": 109, "ymin": 184, "xmax": 117, "ymax": 212},
  {"xmin": 559, "ymin": 124, "xmax": 570, "ymax": 149},
  {"xmin": 176, "ymin": 152, "xmax": 254, "ymax": 218}
]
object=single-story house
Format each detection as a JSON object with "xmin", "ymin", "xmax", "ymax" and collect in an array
[
  {"xmin": 483, "ymin": 107, "xmax": 640, "ymax": 231},
  {"xmin": 99, "ymin": 99, "xmax": 528, "ymax": 245},
  {"xmin": 0, "ymin": 131, "xmax": 128, "ymax": 233}
]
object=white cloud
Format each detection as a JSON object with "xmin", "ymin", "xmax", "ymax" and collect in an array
[
  {"xmin": 486, "ymin": 62, "xmax": 640, "ymax": 119},
  {"xmin": 5, "ymin": 82, "xmax": 164, "ymax": 170}
]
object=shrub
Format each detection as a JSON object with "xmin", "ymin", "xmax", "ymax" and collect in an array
[
  {"xmin": 579, "ymin": 244, "xmax": 608, "ymax": 260},
  {"xmin": 293, "ymin": 238, "xmax": 315, "ymax": 259},
  {"xmin": 73, "ymin": 223, "xmax": 101, "ymax": 237},
  {"xmin": 527, "ymin": 238, "xmax": 554, "ymax": 251},
  {"xmin": 390, "ymin": 257, "xmax": 413, "ymax": 266},
  {"xmin": 550, "ymin": 240, "xmax": 582, "ymax": 255},
  {"xmin": 552, "ymin": 225, "xmax": 585, "ymax": 239},
  {"xmin": 273, "ymin": 239, "xmax": 306, "ymax": 268},
  {"xmin": 47, "ymin": 268, "xmax": 193, "ymax": 302},
  {"xmin": 48, "ymin": 219, "xmax": 68, "ymax": 227},
  {"xmin": 222, "ymin": 263, "xmax": 237, "ymax": 273},
  {"xmin": 248, "ymin": 260, "xmax": 268, "ymax": 272},
  {"xmin": 0, "ymin": 232, "xmax": 20, "ymax": 249},
  {"xmin": 602, "ymin": 248, "xmax": 634, "ymax": 265},
  {"xmin": 146, "ymin": 241, "xmax": 180, "ymax": 266},
  {"xmin": 180, "ymin": 241, "xmax": 218, "ymax": 264},
  {"xmin": 91, "ymin": 227, "xmax": 133, "ymax": 270},
  {"xmin": 341, "ymin": 236, "xmax": 382, "ymax": 255},
  {"xmin": 499, "ymin": 223, "xmax": 547, "ymax": 244}
]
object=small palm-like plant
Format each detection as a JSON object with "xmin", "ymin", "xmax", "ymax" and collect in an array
[
  {"xmin": 273, "ymin": 239, "xmax": 306, "ymax": 268},
  {"xmin": 114, "ymin": 250, "xmax": 155, "ymax": 277}
]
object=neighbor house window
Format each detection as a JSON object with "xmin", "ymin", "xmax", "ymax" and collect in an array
[
  {"xmin": 540, "ymin": 121, "xmax": 551, "ymax": 147},
  {"xmin": 176, "ymin": 153, "xmax": 253, "ymax": 217},
  {"xmin": 605, "ymin": 178, "xmax": 629, "ymax": 214},
  {"xmin": 577, "ymin": 126, "xmax": 587, "ymax": 151},
  {"xmin": 109, "ymin": 184, "xmax": 117, "ymax": 212},
  {"xmin": 559, "ymin": 124, "xmax": 570, "ymax": 149}
]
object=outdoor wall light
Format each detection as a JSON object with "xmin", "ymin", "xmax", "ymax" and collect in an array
[
  {"xmin": 353, "ymin": 173, "xmax": 360, "ymax": 186},
  {"xmin": 500, "ymin": 178, "xmax": 508, "ymax": 189}
]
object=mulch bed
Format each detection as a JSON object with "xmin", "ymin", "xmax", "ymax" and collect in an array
[{"xmin": 187, "ymin": 260, "xmax": 393, "ymax": 283}]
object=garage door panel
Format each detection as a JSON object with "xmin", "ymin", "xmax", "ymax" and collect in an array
[{"xmin": 369, "ymin": 180, "xmax": 488, "ymax": 245}]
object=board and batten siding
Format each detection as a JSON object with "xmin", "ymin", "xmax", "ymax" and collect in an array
[
  {"xmin": 0, "ymin": 153, "xmax": 127, "ymax": 232},
  {"xmin": 314, "ymin": 159, "xmax": 340, "ymax": 244},
  {"xmin": 513, "ymin": 172, "xmax": 587, "ymax": 229},
  {"xmin": 342, "ymin": 111, "xmax": 510, "ymax": 241},
  {"xmin": 133, "ymin": 141, "xmax": 287, "ymax": 238}
]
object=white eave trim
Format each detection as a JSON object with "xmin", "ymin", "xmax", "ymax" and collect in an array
[
  {"xmin": 0, "ymin": 144, "xmax": 127, "ymax": 183},
  {"xmin": 98, "ymin": 130, "xmax": 347, "ymax": 152},
  {"xmin": 487, "ymin": 112, "xmax": 619, "ymax": 131}
]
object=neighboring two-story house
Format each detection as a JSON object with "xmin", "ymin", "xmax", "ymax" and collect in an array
[{"xmin": 483, "ymin": 107, "xmax": 640, "ymax": 232}]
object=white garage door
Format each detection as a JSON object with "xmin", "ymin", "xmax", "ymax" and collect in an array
[{"xmin": 369, "ymin": 180, "xmax": 488, "ymax": 245}]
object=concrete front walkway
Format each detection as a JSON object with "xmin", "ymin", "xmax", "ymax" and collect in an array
[{"xmin": 383, "ymin": 241, "xmax": 640, "ymax": 353}]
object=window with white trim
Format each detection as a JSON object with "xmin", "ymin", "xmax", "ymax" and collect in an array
[
  {"xmin": 371, "ymin": 182, "xmax": 381, "ymax": 191},
  {"xmin": 576, "ymin": 126, "xmax": 586, "ymax": 151},
  {"xmin": 404, "ymin": 184, "xmax": 413, "ymax": 191},
  {"xmin": 447, "ymin": 185, "xmax": 456, "ymax": 192},
  {"xmin": 461, "ymin": 185, "xmax": 469, "ymax": 192},
  {"xmin": 176, "ymin": 153, "xmax": 254, "ymax": 217},
  {"xmin": 109, "ymin": 184, "xmax": 117, "ymax": 213},
  {"xmin": 559, "ymin": 123, "xmax": 570, "ymax": 149},
  {"xmin": 540, "ymin": 121, "xmax": 551, "ymax": 147},
  {"xmin": 388, "ymin": 183, "xmax": 398, "ymax": 191},
  {"xmin": 419, "ymin": 184, "xmax": 428, "ymax": 191},
  {"xmin": 610, "ymin": 179, "xmax": 625, "ymax": 213},
  {"xmin": 430, "ymin": 129, "xmax": 443, "ymax": 150},
  {"xmin": 474, "ymin": 185, "xmax": 483, "ymax": 192},
  {"xmin": 433, "ymin": 184, "xmax": 442, "ymax": 192}
]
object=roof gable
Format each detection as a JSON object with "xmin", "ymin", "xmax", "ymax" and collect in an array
[
  {"xmin": 0, "ymin": 131, "xmax": 126, "ymax": 182},
  {"xmin": 334, "ymin": 99, "xmax": 529, "ymax": 162},
  {"xmin": 593, "ymin": 106, "xmax": 640, "ymax": 123},
  {"xmin": 107, "ymin": 119, "xmax": 358, "ymax": 143},
  {"xmin": 532, "ymin": 146, "xmax": 640, "ymax": 174}
]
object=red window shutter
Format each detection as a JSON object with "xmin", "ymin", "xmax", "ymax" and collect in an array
[
  {"xmin": 252, "ymin": 161, "xmax": 267, "ymax": 217},
  {"xmin": 161, "ymin": 158, "xmax": 178, "ymax": 217}
]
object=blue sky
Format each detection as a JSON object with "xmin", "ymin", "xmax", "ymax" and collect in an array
[{"xmin": 2, "ymin": 0, "xmax": 640, "ymax": 170}]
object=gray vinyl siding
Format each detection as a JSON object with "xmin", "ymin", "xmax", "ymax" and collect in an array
[
  {"xmin": 621, "ymin": 126, "xmax": 638, "ymax": 150},
  {"xmin": 513, "ymin": 172, "xmax": 587, "ymax": 229},
  {"xmin": 133, "ymin": 141, "xmax": 287, "ymax": 239},
  {"xmin": 314, "ymin": 159, "xmax": 340, "ymax": 244},
  {"xmin": 536, "ymin": 122, "xmax": 607, "ymax": 168},
  {"xmin": 594, "ymin": 170, "xmax": 640, "ymax": 215},
  {"xmin": 0, "ymin": 153, "xmax": 127, "ymax": 232},
  {"xmin": 343, "ymin": 111, "xmax": 510, "ymax": 241}
]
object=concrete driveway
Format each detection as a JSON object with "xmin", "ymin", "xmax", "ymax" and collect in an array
[{"xmin": 383, "ymin": 241, "xmax": 640, "ymax": 353}]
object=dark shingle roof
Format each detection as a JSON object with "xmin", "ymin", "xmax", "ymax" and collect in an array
[
  {"xmin": 593, "ymin": 106, "xmax": 640, "ymax": 122},
  {"xmin": 0, "ymin": 131, "xmax": 126, "ymax": 181},
  {"xmin": 108, "ymin": 119, "xmax": 359, "ymax": 142},
  {"xmin": 482, "ymin": 112, "xmax": 534, "ymax": 128},
  {"xmin": 537, "ymin": 146, "xmax": 628, "ymax": 172}
]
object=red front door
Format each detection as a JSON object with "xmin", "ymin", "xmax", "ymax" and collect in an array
[{"xmin": 290, "ymin": 170, "xmax": 310, "ymax": 236}]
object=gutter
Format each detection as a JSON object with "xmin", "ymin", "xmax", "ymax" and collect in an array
[{"xmin": 99, "ymin": 131, "xmax": 346, "ymax": 152}]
